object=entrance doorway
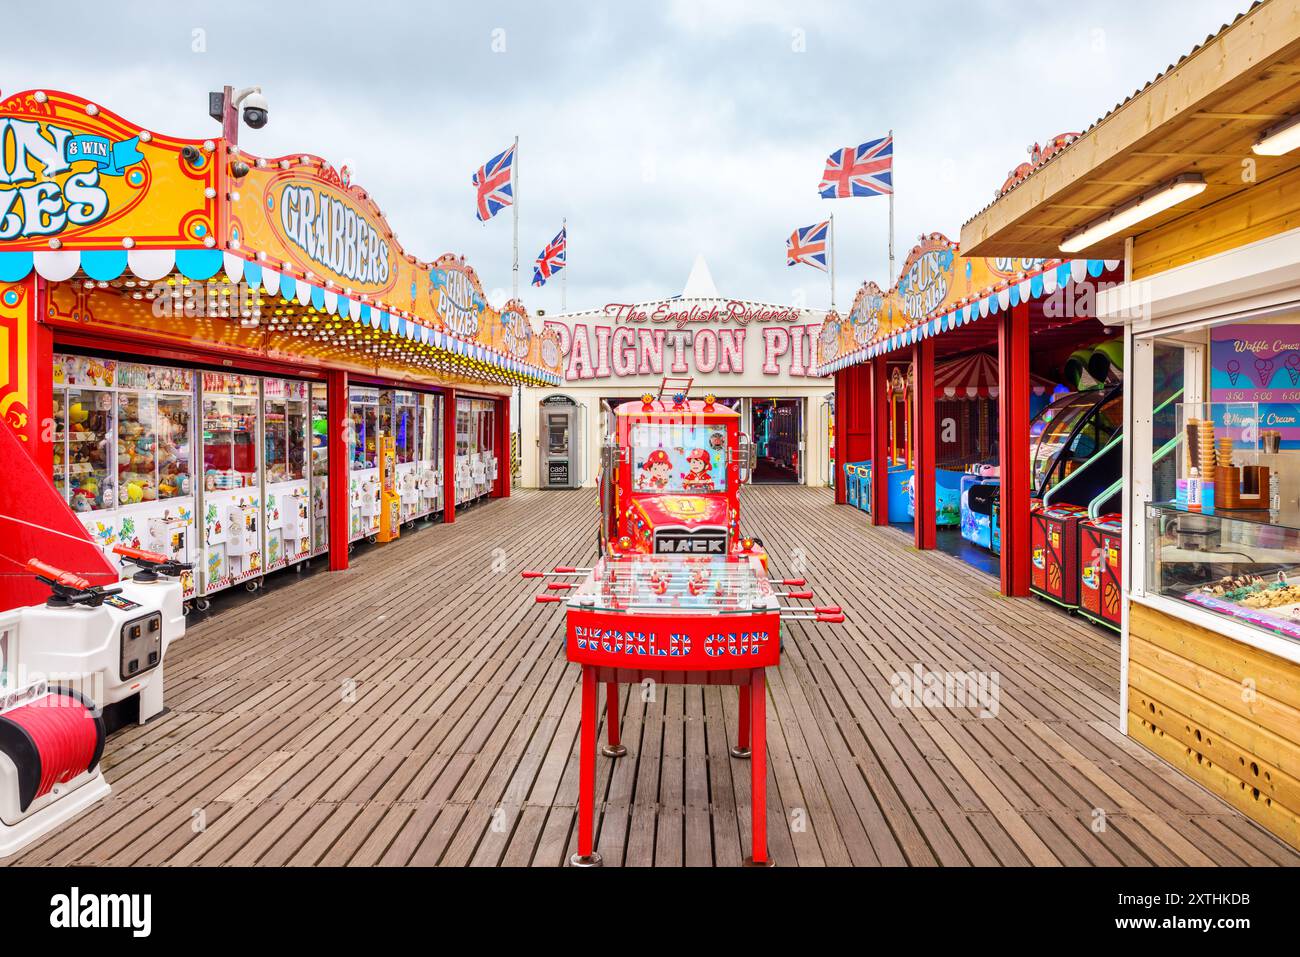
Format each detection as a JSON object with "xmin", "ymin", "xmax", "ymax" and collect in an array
[{"xmin": 750, "ymin": 399, "xmax": 803, "ymax": 484}]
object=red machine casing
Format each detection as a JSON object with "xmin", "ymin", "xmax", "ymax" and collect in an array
[
  {"xmin": 1078, "ymin": 513, "xmax": 1123, "ymax": 631},
  {"xmin": 1030, "ymin": 503, "xmax": 1087, "ymax": 607},
  {"xmin": 606, "ymin": 398, "xmax": 742, "ymax": 556},
  {"xmin": 567, "ymin": 608, "xmax": 779, "ymax": 677}
]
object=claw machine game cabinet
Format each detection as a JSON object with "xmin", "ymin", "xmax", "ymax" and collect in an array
[
  {"xmin": 415, "ymin": 393, "xmax": 443, "ymax": 522},
  {"xmin": 198, "ymin": 372, "xmax": 263, "ymax": 602},
  {"xmin": 388, "ymin": 390, "xmax": 425, "ymax": 526},
  {"xmin": 348, "ymin": 386, "xmax": 382, "ymax": 543},
  {"xmin": 52, "ymin": 354, "xmax": 199, "ymax": 603},
  {"xmin": 310, "ymin": 383, "xmax": 330, "ymax": 558},
  {"xmin": 263, "ymin": 378, "xmax": 312, "ymax": 573}
]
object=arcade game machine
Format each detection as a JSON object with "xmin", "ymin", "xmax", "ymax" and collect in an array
[
  {"xmin": 596, "ymin": 382, "xmax": 757, "ymax": 559},
  {"xmin": 262, "ymin": 378, "xmax": 311, "ymax": 575},
  {"xmin": 310, "ymin": 384, "xmax": 331, "ymax": 559},
  {"xmin": 52, "ymin": 355, "xmax": 198, "ymax": 602},
  {"xmin": 528, "ymin": 378, "xmax": 840, "ymax": 866},
  {"xmin": 348, "ymin": 386, "xmax": 382, "ymax": 543},
  {"xmin": 198, "ymin": 372, "xmax": 263, "ymax": 602}
]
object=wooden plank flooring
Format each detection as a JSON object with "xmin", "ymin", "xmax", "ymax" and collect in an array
[{"xmin": 8, "ymin": 485, "xmax": 1299, "ymax": 866}]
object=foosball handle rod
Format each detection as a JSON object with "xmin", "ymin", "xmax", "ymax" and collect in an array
[
  {"xmin": 779, "ymin": 590, "xmax": 815, "ymax": 600},
  {"xmin": 521, "ymin": 570, "xmax": 586, "ymax": 578},
  {"xmin": 535, "ymin": 595, "xmax": 565, "ymax": 604},
  {"xmin": 552, "ymin": 566, "xmax": 590, "ymax": 574},
  {"xmin": 771, "ymin": 578, "xmax": 806, "ymax": 586},
  {"xmin": 546, "ymin": 582, "xmax": 574, "ymax": 591},
  {"xmin": 784, "ymin": 612, "xmax": 845, "ymax": 623},
  {"xmin": 815, "ymin": 605, "xmax": 842, "ymax": 615}
]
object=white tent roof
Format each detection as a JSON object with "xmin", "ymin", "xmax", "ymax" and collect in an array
[{"xmin": 681, "ymin": 254, "xmax": 719, "ymax": 299}]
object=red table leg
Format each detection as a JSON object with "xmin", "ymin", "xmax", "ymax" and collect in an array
[
  {"xmin": 745, "ymin": 669, "xmax": 773, "ymax": 867},
  {"xmin": 732, "ymin": 681, "xmax": 752, "ymax": 759},
  {"xmin": 571, "ymin": 666, "xmax": 603, "ymax": 867},
  {"xmin": 602, "ymin": 681, "xmax": 627, "ymax": 758}
]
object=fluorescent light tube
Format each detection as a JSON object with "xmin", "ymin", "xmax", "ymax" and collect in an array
[
  {"xmin": 1059, "ymin": 174, "xmax": 1206, "ymax": 253},
  {"xmin": 1253, "ymin": 114, "xmax": 1300, "ymax": 156}
]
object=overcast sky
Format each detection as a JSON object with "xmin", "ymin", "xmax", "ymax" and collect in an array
[{"xmin": 3, "ymin": 0, "xmax": 1248, "ymax": 312}]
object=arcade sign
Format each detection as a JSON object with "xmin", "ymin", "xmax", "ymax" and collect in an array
[{"xmin": 0, "ymin": 89, "xmax": 218, "ymax": 251}]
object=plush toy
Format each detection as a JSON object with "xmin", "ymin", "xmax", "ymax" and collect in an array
[
  {"xmin": 125, "ymin": 482, "xmax": 144, "ymax": 504},
  {"xmin": 71, "ymin": 488, "xmax": 94, "ymax": 512}
]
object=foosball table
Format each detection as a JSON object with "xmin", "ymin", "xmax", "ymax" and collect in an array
[{"xmin": 525, "ymin": 553, "xmax": 842, "ymax": 866}]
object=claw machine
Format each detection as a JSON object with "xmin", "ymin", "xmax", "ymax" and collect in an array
[
  {"xmin": 415, "ymin": 392, "xmax": 443, "ymax": 520},
  {"xmin": 310, "ymin": 382, "xmax": 330, "ymax": 558},
  {"xmin": 263, "ymin": 377, "xmax": 311, "ymax": 572},
  {"xmin": 199, "ymin": 372, "xmax": 263, "ymax": 599},
  {"xmin": 51, "ymin": 354, "xmax": 198, "ymax": 599},
  {"xmin": 348, "ymin": 386, "xmax": 381, "ymax": 542},
  {"xmin": 387, "ymin": 390, "xmax": 420, "ymax": 524}
]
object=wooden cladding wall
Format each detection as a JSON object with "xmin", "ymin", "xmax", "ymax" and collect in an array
[
  {"xmin": 1127, "ymin": 601, "xmax": 1300, "ymax": 849},
  {"xmin": 1131, "ymin": 165, "xmax": 1300, "ymax": 280}
]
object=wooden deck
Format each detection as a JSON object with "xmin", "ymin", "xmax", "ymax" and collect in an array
[{"xmin": 10, "ymin": 486, "xmax": 1299, "ymax": 866}]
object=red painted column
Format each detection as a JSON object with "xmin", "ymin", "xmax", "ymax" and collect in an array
[
  {"xmin": 326, "ymin": 368, "xmax": 350, "ymax": 572},
  {"xmin": 869, "ymin": 355, "xmax": 890, "ymax": 525},
  {"xmin": 999, "ymin": 302, "xmax": 1031, "ymax": 596},
  {"xmin": 494, "ymin": 394, "xmax": 511, "ymax": 498},
  {"xmin": 443, "ymin": 388, "xmax": 457, "ymax": 523},
  {"xmin": 912, "ymin": 339, "xmax": 936, "ymax": 550},
  {"xmin": 29, "ymin": 279, "xmax": 54, "ymax": 480},
  {"xmin": 834, "ymin": 370, "xmax": 849, "ymax": 504}
]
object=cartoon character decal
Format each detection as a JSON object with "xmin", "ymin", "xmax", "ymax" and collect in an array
[
  {"xmin": 636, "ymin": 448, "xmax": 673, "ymax": 491},
  {"xmin": 681, "ymin": 449, "xmax": 715, "ymax": 492}
]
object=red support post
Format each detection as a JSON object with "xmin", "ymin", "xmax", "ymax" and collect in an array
[
  {"xmin": 735, "ymin": 682, "xmax": 751, "ymax": 756},
  {"xmin": 602, "ymin": 681, "xmax": 628, "ymax": 758},
  {"xmin": 912, "ymin": 340, "xmax": 936, "ymax": 549},
  {"xmin": 443, "ymin": 388, "xmax": 457, "ymax": 524},
  {"xmin": 326, "ymin": 369, "xmax": 350, "ymax": 572},
  {"xmin": 494, "ymin": 394, "xmax": 511, "ymax": 498},
  {"xmin": 869, "ymin": 355, "xmax": 890, "ymax": 525},
  {"xmin": 999, "ymin": 302, "xmax": 1032, "ymax": 596},
  {"xmin": 749, "ymin": 669, "xmax": 768, "ymax": 866},
  {"xmin": 575, "ymin": 665, "xmax": 600, "ymax": 866},
  {"xmin": 834, "ymin": 370, "xmax": 848, "ymax": 504}
]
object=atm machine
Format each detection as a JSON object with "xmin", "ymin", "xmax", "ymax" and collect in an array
[{"xmin": 539, "ymin": 396, "xmax": 582, "ymax": 489}]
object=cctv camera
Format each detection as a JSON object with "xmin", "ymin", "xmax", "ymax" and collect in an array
[{"xmin": 241, "ymin": 91, "xmax": 269, "ymax": 130}]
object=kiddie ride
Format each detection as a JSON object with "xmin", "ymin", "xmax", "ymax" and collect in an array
[
  {"xmin": 0, "ymin": 545, "xmax": 184, "ymax": 858},
  {"xmin": 523, "ymin": 382, "xmax": 843, "ymax": 866}
]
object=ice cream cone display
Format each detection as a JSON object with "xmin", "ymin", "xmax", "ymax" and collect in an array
[
  {"xmin": 1184, "ymin": 418, "xmax": 1218, "ymax": 478},
  {"xmin": 1215, "ymin": 463, "xmax": 1271, "ymax": 509},
  {"xmin": 1216, "ymin": 436, "xmax": 1234, "ymax": 468}
]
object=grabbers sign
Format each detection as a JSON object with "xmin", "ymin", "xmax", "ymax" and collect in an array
[{"xmin": 546, "ymin": 299, "xmax": 825, "ymax": 382}]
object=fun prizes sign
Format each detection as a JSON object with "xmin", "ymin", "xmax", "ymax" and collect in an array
[
  {"xmin": 1211, "ymin": 322, "xmax": 1300, "ymax": 448},
  {"xmin": 0, "ymin": 89, "xmax": 218, "ymax": 250}
]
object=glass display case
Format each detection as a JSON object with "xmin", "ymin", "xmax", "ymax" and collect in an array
[
  {"xmin": 311, "ymin": 382, "xmax": 329, "ymax": 556},
  {"xmin": 1146, "ymin": 503, "xmax": 1300, "ymax": 642},
  {"xmin": 350, "ymin": 387, "xmax": 379, "ymax": 470},
  {"xmin": 58, "ymin": 386, "xmax": 114, "ymax": 512}
]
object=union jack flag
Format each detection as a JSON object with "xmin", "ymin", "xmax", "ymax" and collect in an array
[
  {"xmin": 531, "ymin": 225, "xmax": 567, "ymax": 287},
  {"xmin": 819, "ymin": 136, "xmax": 893, "ymax": 199},
  {"xmin": 473, "ymin": 143, "xmax": 516, "ymax": 222},
  {"xmin": 786, "ymin": 221, "xmax": 829, "ymax": 272}
]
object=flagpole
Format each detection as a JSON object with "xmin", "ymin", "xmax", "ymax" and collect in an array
[
  {"xmin": 888, "ymin": 128, "xmax": 895, "ymax": 283},
  {"xmin": 512, "ymin": 134, "xmax": 519, "ymax": 302},
  {"xmin": 561, "ymin": 217, "xmax": 568, "ymax": 313},
  {"xmin": 829, "ymin": 213, "xmax": 836, "ymax": 312}
]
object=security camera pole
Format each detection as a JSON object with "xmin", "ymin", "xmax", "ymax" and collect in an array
[{"xmin": 208, "ymin": 85, "xmax": 264, "ymax": 149}]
